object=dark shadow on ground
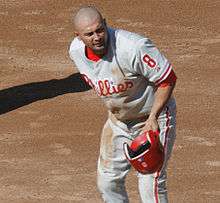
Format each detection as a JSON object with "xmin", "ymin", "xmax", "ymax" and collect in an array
[{"xmin": 0, "ymin": 72, "xmax": 91, "ymax": 115}]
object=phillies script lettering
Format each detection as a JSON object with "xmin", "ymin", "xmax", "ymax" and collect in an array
[{"xmin": 81, "ymin": 74, "xmax": 134, "ymax": 96}]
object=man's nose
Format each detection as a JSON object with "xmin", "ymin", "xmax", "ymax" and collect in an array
[{"xmin": 93, "ymin": 32, "xmax": 101, "ymax": 40}]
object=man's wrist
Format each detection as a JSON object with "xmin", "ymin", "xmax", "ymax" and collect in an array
[{"xmin": 148, "ymin": 113, "xmax": 158, "ymax": 120}]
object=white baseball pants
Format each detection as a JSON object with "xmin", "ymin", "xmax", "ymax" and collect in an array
[{"xmin": 97, "ymin": 102, "xmax": 176, "ymax": 203}]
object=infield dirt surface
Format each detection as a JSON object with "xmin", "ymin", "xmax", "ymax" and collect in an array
[{"xmin": 0, "ymin": 0, "xmax": 219, "ymax": 202}]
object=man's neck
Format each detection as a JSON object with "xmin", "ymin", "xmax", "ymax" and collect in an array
[{"xmin": 86, "ymin": 47, "xmax": 107, "ymax": 61}]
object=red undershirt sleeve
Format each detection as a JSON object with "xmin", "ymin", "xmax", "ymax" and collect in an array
[{"xmin": 157, "ymin": 69, "xmax": 177, "ymax": 88}]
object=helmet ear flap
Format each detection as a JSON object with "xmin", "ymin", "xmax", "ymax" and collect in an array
[
  {"xmin": 123, "ymin": 130, "xmax": 164, "ymax": 174},
  {"xmin": 123, "ymin": 143, "xmax": 132, "ymax": 160},
  {"xmin": 123, "ymin": 141, "xmax": 151, "ymax": 160}
]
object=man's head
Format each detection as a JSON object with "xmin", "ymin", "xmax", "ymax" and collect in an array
[{"xmin": 73, "ymin": 6, "xmax": 108, "ymax": 56}]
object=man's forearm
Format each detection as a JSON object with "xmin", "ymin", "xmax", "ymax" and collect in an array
[{"xmin": 149, "ymin": 84, "xmax": 176, "ymax": 119}]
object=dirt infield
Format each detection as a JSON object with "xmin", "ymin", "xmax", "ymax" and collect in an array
[{"xmin": 0, "ymin": 0, "xmax": 219, "ymax": 202}]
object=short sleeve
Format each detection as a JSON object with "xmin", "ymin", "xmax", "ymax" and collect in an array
[{"xmin": 133, "ymin": 38, "xmax": 172, "ymax": 86}]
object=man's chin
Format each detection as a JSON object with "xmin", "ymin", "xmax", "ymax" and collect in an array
[
  {"xmin": 93, "ymin": 46, "xmax": 105, "ymax": 51},
  {"xmin": 93, "ymin": 46, "xmax": 107, "ymax": 55}
]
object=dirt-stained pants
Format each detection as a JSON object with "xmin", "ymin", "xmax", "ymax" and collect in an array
[{"xmin": 97, "ymin": 102, "xmax": 176, "ymax": 203}]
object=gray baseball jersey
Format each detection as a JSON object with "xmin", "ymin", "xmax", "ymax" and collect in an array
[
  {"xmin": 69, "ymin": 27, "xmax": 176, "ymax": 203},
  {"xmin": 69, "ymin": 28, "xmax": 173, "ymax": 121}
]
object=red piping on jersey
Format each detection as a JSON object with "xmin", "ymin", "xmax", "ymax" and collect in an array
[
  {"xmin": 155, "ymin": 64, "xmax": 172, "ymax": 86},
  {"xmin": 85, "ymin": 46, "xmax": 102, "ymax": 62},
  {"xmin": 154, "ymin": 171, "xmax": 160, "ymax": 203},
  {"xmin": 164, "ymin": 107, "xmax": 171, "ymax": 158},
  {"xmin": 154, "ymin": 107, "xmax": 170, "ymax": 203},
  {"xmin": 158, "ymin": 69, "xmax": 177, "ymax": 88}
]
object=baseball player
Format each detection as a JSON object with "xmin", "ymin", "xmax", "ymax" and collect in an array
[{"xmin": 69, "ymin": 6, "xmax": 177, "ymax": 203}]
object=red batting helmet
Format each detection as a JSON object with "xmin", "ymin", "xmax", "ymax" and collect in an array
[{"xmin": 123, "ymin": 130, "xmax": 164, "ymax": 174}]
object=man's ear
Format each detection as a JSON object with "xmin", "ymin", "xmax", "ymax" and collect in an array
[
  {"xmin": 74, "ymin": 31, "xmax": 81, "ymax": 40},
  {"xmin": 103, "ymin": 18, "xmax": 107, "ymax": 26}
]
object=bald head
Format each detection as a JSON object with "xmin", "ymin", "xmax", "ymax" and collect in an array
[
  {"xmin": 72, "ymin": 6, "xmax": 108, "ymax": 56},
  {"xmin": 73, "ymin": 6, "xmax": 103, "ymax": 32}
]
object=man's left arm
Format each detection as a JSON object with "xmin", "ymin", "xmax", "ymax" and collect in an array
[{"xmin": 142, "ymin": 70, "xmax": 177, "ymax": 132}]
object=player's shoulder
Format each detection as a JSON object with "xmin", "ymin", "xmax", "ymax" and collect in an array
[
  {"xmin": 116, "ymin": 29, "xmax": 151, "ymax": 46},
  {"xmin": 69, "ymin": 37, "xmax": 84, "ymax": 53},
  {"xmin": 116, "ymin": 29, "xmax": 143, "ymax": 41},
  {"xmin": 110, "ymin": 28, "xmax": 153, "ymax": 52}
]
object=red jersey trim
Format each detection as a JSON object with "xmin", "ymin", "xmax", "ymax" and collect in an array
[
  {"xmin": 85, "ymin": 47, "xmax": 101, "ymax": 62},
  {"xmin": 155, "ymin": 64, "xmax": 173, "ymax": 86},
  {"xmin": 158, "ymin": 69, "xmax": 177, "ymax": 88},
  {"xmin": 154, "ymin": 107, "xmax": 171, "ymax": 202}
]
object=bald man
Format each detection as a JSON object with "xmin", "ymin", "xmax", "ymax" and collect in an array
[
  {"xmin": 69, "ymin": 6, "xmax": 177, "ymax": 203},
  {"xmin": 73, "ymin": 7, "xmax": 108, "ymax": 57}
]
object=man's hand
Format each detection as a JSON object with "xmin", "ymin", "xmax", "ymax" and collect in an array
[
  {"xmin": 141, "ymin": 116, "xmax": 159, "ymax": 133},
  {"xmin": 140, "ymin": 75, "xmax": 176, "ymax": 134}
]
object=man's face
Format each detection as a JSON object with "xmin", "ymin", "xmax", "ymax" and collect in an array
[{"xmin": 75, "ymin": 18, "xmax": 108, "ymax": 55}]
